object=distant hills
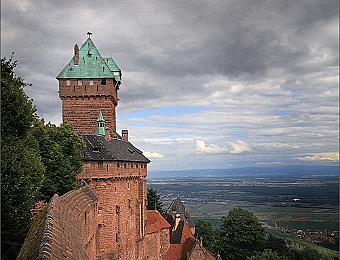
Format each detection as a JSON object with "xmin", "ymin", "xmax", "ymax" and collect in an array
[{"xmin": 148, "ymin": 165, "xmax": 339, "ymax": 179}]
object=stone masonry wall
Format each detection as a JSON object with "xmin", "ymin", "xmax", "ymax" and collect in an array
[
  {"xmin": 79, "ymin": 161, "xmax": 148, "ymax": 259},
  {"xmin": 59, "ymin": 78, "xmax": 118, "ymax": 134}
]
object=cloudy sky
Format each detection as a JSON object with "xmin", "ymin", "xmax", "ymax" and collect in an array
[{"xmin": 2, "ymin": 0, "xmax": 339, "ymax": 171}]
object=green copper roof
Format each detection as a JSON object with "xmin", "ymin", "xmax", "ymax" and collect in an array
[
  {"xmin": 96, "ymin": 110, "xmax": 105, "ymax": 136},
  {"xmin": 56, "ymin": 38, "xmax": 121, "ymax": 81}
]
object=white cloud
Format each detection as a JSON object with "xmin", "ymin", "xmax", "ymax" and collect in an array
[
  {"xmin": 143, "ymin": 151, "xmax": 164, "ymax": 159},
  {"xmin": 196, "ymin": 140, "xmax": 225, "ymax": 155},
  {"xmin": 228, "ymin": 140, "xmax": 252, "ymax": 154},
  {"xmin": 196, "ymin": 139, "xmax": 252, "ymax": 155},
  {"xmin": 296, "ymin": 152, "xmax": 339, "ymax": 162}
]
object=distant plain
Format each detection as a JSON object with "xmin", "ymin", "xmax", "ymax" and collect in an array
[{"xmin": 148, "ymin": 166, "xmax": 339, "ymax": 248}]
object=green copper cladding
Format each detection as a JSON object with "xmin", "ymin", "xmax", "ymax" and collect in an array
[
  {"xmin": 96, "ymin": 109, "xmax": 105, "ymax": 136},
  {"xmin": 56, "ymin": 38, "xmax": 121, "ymax": 81}
]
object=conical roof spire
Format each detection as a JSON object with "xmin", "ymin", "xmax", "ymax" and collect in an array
[
  {"xmin": 96, "ymin": 109, "xmax": 105, "ymax": 136},
  {"xmin": 56, "ymin": 36, "xmax": 121, "ymax": 82}
]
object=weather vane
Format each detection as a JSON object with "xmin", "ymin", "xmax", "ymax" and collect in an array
[{"xmin": 87, "ymin": 32, "xmax": 92, "ymax": 38}]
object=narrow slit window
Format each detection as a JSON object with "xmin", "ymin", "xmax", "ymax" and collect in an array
[{"xmin": 98, "ymin": 161, "xmax": 103, "ymax": 168}]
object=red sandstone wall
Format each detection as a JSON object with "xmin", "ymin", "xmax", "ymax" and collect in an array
[
  {"xmin": 59, "ymin": 79, "xmax": 118, "ymax": 134},
  {"xmin": 145, "ymin": 228, "xmax": 170, "ymax": 259},
  {"xmin": 160, "ymin": 228, "xmax": 170, "ymax": 254},
  {"xmin": 79, "ymin": 161, "xmax": 148, "ymax": 179},
  {"xmin": 188, "ymin": 242, "xmax": 215, "ymax": 260},
  {"xmin": 147, "ymin": 233, "xmax": 160, "ymax": 259},
  {"xmin": 79, "ymin": 161, "xmax": 147, "ymax": 259}
]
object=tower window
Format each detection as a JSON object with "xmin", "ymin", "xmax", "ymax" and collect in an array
[
  {"xmin": 101, "ymin": 79, "xmax": 106, "ymax": 85},
  {"xmin": 78, "ymin": 80, "xmax": 82, "ymax": 85},
  {"xmin": 66, "ymin": 80, "xmax": 70, "ymax": 86},
  {"xmin": 90, "ymin": 79, "xmax": 94, "ymax": 85},
  {"xmin": 98, "ymin": 161, "xmax": 103, "ymax": 168}
]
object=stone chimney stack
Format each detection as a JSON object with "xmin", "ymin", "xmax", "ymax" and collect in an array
[
  {"xmin": 74, "ymin": 44, "xmax": 79, "ymax": 65},
  {"xmin": 122, "ymin": 130, "xmax": 128, "ymax": 141},
  {"xmin": 173, "ymin": 213, "xmax": 181, "ymax": 231},
  {"xmin": 105, "ymin": 128, "xmax": 111, "ymax": 141}
]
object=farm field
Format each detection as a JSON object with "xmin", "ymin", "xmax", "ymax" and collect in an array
[{"xmin": 147, "ymin": 166, "xmax": 339, "ymax": 250}]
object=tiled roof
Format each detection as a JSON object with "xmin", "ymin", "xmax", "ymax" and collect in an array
[
  {"xmin": 56, "ymin": 38, "xmax": 121, "ymax": 82},
  {"xmin": 180, "ymin": 220, "xmax": 195, "ymax": 243},
  {"xmin": 161, "ymin": 244, "xmax": 185, "ymax": 260},
  {"xmin": 162, "ymin": 237, "xmax": 196, "ymax": 260},
  {"xmin": 166, "ymin": 197, "xmax": 195, "ymax": 229},
  {"xmin": 81, "ymin": 134, "xmax": 150, "ymax": 163},
  {"xmin": 171, "ymin": 220, "xmax": 184, "ymax": 244},
  {"xmin": 163, "ymin": 206, "xmax": 217, "ymax": 260},
  {"xmin": 182, "ymin": 237, "xmax": 196, "ymax": 258},
  {"xmin": 146, "ymin": 210, "xmax": 171, "ymax": 234},
  {"xmin": 38, "ymin": 185, "xmax": 98, "ymax": 259}
]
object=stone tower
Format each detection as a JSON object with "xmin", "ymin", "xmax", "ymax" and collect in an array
[
  {"xmin": 57, "ymin": 34, "xmax": 122, "ymax": 136},
  {"xmin": 56, "ymin": 34, "xmax": 150, "ymax": 259}
]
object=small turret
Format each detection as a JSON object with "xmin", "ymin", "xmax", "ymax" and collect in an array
[{"xmin": 96, "ymin": 110, "xmax": 105, "ymax": 136}]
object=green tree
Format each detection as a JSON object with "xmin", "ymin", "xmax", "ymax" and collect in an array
[
  {"xmin": 247, "ymin": 249, "xmax": 288, "ymax": 260},
  {"xmin": 216, "ymin": 208, "xmax": 266, "ymax": 260},
  {"xmin": 1, "ymin": 56, "xmax": 45, "ymax": 259},
  {"xmin": 262, "ymin": 234, "xmax": 290, "ymax": 259},
  {"xmin": 147, "ymin": 188, "xmax": 164, "ymax": 214},
  {"xmin": 1, "ymin": 56, "xmax": 37, "ymax": 138},
  {"xmin": 289, "ymin": 245, "xmax": 323, "ymax": 260},
  {"xmin": 195, "ymin": 219, "xmax": 217, "ymax": 254},
  {"xmin": 30, "ymin": 121, "xmax": 85, "ymax": 200}
]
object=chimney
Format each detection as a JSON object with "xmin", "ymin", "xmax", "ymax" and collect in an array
[
  {"xmin": 105, "ymin": 128, "xmax": 111, "ymax": 141},
  {"xmin": 122, "ymin": 130, "xmax": 128, "ymax": 141},
  {"xmin": 173, "ymin": 213, "xmax": 181, "ymax": 231},
  {"xmin": 74, "ymin": 44, "xmax": 79, "ymax": 65},
  {"xmin": 199, "ymin": 236, "xmax": 203, "ymax": 247}
]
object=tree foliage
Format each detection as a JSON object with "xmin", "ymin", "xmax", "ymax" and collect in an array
[
  {"xmin": 289, "ymin": 244, "xmax": 324, "ymax": 260},
  {"xmin": 247, "ymin": 249, "xmax": 288, "ymax": 260},
  {"xmin": 1, "ymin": 56, "xmax": 85, "ymax": 259},
  {"xmin": 1, "ymin": 56, "xmax": 45, "ymax": 259},
  {"xmin": 262, "ymin": 234, "xmax": 290, "ymax": 258},
  {"xmin": 30, "ymin": 120, "xmax": 85, "ymax": 200},
  {"xmin": 147, "ymin": 188, "xmax": 164, "ymax": 214},
  {"xmin": 216, "ymin": 208, "xmax": 266, "ymax": 260},
  {"xmin": 1, "ymin": 56, "xmax": 36, "ymax": 138},
  {"xmin": 195, "ymin": 219, "xmax": 217, "ymax": 253}
]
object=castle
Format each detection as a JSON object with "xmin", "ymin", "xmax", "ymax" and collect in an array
[{"xmin": 17, "ymin": 34, "xmax": 216, "ymax": 260}]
